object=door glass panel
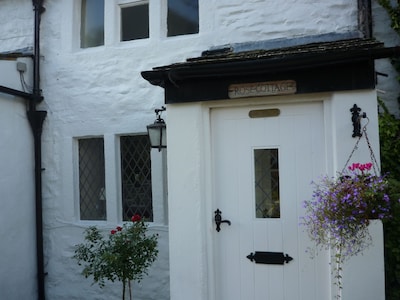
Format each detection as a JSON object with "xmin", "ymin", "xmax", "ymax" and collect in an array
[{"xmin": 254, "ymin": 148, "xmax": 280, "ymax": 218}]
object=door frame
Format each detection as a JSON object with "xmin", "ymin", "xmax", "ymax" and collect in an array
[{"xmin": 202, "ymin": 94, "xmax": 333, "ymax": 300}]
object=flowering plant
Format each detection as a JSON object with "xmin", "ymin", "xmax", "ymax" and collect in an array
[
  {"xmin": 301, "ymin": 163, "xmax": 392, "ymax": 298},
  {"xmin": 73, "ymin": 215, "xmax": 158, "ymax": 300}
]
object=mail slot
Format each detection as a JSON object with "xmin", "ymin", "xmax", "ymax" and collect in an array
[{"xmin": 246, "ymin": 251, "xmax": 293, "ymax": 265}]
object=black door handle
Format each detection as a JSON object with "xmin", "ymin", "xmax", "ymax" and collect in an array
[{"xmin": 214, "ymin": 209, "xmax": 231, "ymax": 232}]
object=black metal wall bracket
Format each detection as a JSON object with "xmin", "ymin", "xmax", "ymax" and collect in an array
[{"xmin": 350, "ymin": 104, "xmax": 367, "ymax": 137}]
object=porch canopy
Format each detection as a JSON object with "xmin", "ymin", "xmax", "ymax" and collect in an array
[{"xmin": 141, "ymin": 38, "xmax": 400, "ymax": 104}]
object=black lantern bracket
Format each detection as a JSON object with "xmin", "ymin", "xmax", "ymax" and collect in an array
[
  {"xmin": 350, "ymin": 104, "xmax": 367, "ymax": 138},
  {"xmin": 155, "ymin": 106, "xmax": 166, "ymax": 116}
]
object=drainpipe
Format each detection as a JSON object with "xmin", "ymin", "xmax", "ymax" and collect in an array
[
  {"xmin": 358, "ymin": 0, "xmax": 372, "ymax": 38},
  {"xmin": 28, "ymin": 1, "xmax": 47, "ymax": 299}
]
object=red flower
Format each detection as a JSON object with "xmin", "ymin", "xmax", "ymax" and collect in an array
[
  {"xmin": 131, "ymin": 214, "xmax": 141, "ymax": 222},
  {"xmin": 116, "ymin": 226, "xmax": 123, "ymax": 231},
  {"xmin": 110, "ymin": 229, "xmax": 117, "ymax": 235}
]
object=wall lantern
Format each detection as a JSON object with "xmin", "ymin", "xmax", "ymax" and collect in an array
[{"xmin": 147, "ymin": 106, "xmax": 166, "ymax": 151}]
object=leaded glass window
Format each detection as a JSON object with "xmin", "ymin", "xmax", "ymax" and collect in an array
[
  {"xmin": 120, "ymin": 135, "xmax": 153, "ymax": 221},
  {"xmin": 79, "ymin": 138, "xmax": 106, "ymax": 220},
  {"xmin": 254, "ymin": 148, "xmax": 280, "ymax": 218}
]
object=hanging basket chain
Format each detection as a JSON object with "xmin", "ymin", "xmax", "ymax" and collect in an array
[
  {"xmin": 342, "ymin": 134, "xmax": 362, "ymax": 173},
  {"xmin": 363, "ymin": 126, "xmax": 380, "ymax": 175},
  {"xmin": 342, "ymin": 117, "xmax": 380, "ymax": 175}
]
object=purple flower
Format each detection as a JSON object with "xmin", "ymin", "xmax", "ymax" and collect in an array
[{"xmin": 301, "ymin": 164, "xmax": 392, "ymax": 263}]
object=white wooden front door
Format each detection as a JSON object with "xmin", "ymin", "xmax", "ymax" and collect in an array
[{"xmin": 212, "ymin": 101, "xmax": 329, "ymax": 300}]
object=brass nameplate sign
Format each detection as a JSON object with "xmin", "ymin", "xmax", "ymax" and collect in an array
[
  {"xmin": 228, "ymin": 80, "xmax": 297, "ymax": 99},
  {"xmin": 249, "ymin": 108, "xmax": 280, "ymax": 118}
]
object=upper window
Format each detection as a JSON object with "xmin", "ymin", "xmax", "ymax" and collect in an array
[
  {"xmin": 167, "ymin": 0, "xmax": 199, "ymax": 37},
  {"xmin": 120, "ymin": 2, "xmax": 149, "ymax": 41},
  {"xmin": 81, "ymin": 0, "xmax": 104, "ymax": 48}
]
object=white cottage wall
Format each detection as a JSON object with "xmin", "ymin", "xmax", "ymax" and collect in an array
[
  {"xmin": 0, "ymin": 58, "xmax": 37, "ymax": 299},
  {"xmin": 0, "ymin": 0, "xmax": 396, "ymax": 299},
  {"xmin": 329, "ymin": 90, "xmax": 385, "ymax": 300},
  {"xmin": 166, "ymin": 103, "xmax": 210, "ymax": 300}
]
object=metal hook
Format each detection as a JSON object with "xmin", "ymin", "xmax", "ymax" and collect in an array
[{"xmin": 361, "ymin": 116, "xmax": 370, "ymax": 133}]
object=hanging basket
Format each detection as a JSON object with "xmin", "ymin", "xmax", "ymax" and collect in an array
[{"xmin": 301, "ymin": 117, "xmax": 393, "ymax": 299}]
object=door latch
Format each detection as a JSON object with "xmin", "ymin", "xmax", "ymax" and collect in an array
[{"xmin": 214, "ymin": 209, "xmax": 231, "ymax": 232}]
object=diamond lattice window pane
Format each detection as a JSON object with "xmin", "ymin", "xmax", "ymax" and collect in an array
[
  {"xmin": 121, "ymin": 135, "xmax": 153, "ymax": 221},
  {"xmin": 79, "ymin": 138, "xmax": 106, "ymax": 220},
  {"xmin": 254, "ymin": 149, "xmax": 280, "ymax": 218}
]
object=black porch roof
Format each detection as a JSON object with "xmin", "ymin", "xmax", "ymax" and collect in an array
[{"xmin": 142, "ymin": 38, "xmax": 400, "ymax": 87}]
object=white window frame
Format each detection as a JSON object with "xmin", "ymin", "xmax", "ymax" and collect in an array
[
  {"xmin": 113, "ymin": 0, "xmax": 153, "ymax": 45},
  {"xmin": 66, "ymin": 0, "xmax": 199, "ymax": 51},
  {"xmin": 72, "ymin": 133, "xmax": 167, "ymax": 225},
  {"xmin": 74, "ymin": 135, "xmax": 107, "ymax": 221},
  {"xmin": 116, "ymin": 133, "xmax": 168, "ymax": 224},
  {"xmin": 118, "ymin": 0, "xmax": 150, "ymax": 42}
]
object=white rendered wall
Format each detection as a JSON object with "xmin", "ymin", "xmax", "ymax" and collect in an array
[
  {"xmin": 329, "ymin": 90, "xmax": 385, "ymax": 300},
  {"xmin": 0, "ymin": 58, "xmax": 37, "ymax": 299},
  {"xmin": 0, "ymin": 0, "xmax": 394, "ymax": 299},
  {"xmin": 166, "ymin": 103, "xmax": 210, "ymax": 300},
  {"xmin": 0, "ymin": 1, "xmax": 33, "ymax": 51}
]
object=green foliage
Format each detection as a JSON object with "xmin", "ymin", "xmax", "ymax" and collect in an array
[
  {"xmin": 383, "ymin": 178, "xmax": 400, "ymax": 300},
  {"xmin": 378, "ymin": 0, "xmax": 400, "ymax": 35},
  {"xmin": 73, "ymin": 216, "xmax": 158, "ymax": 300},
  {"xmin": 379, "ymin": 100, "xmax": 400, "ymax": 177},
  {"xmin": 379, "ymin": 101, "xmax": 400, "ymax": 300},
  {"xmin": 377, "ymin": 1, "xmax": 400, "ymax": 298}
]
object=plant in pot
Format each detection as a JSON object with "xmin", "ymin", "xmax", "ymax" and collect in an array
[
  {"xmin": 73, "ymin": 214, "xmax": 158, "ymax": 300},
  {"xmin": 301, "ymin": 162, "xmax": 394, "ymax": 299}
]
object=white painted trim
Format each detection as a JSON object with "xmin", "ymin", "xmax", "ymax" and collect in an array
[
  {"xmin": 104, "ymin": 133, "xmax": 119, "ymax": 223},
  {"xmin": 151, "ymin": 148, "xmax": 168, "ymax": 225}
]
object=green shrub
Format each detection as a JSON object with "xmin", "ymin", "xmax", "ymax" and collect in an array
[
  {"xmin": 379, "ymin": 100, "xmax": 400, "ymax": 300},
  {"xmin": 73, "ymin": 215, "xmax": 158, "ymax": 300}
]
